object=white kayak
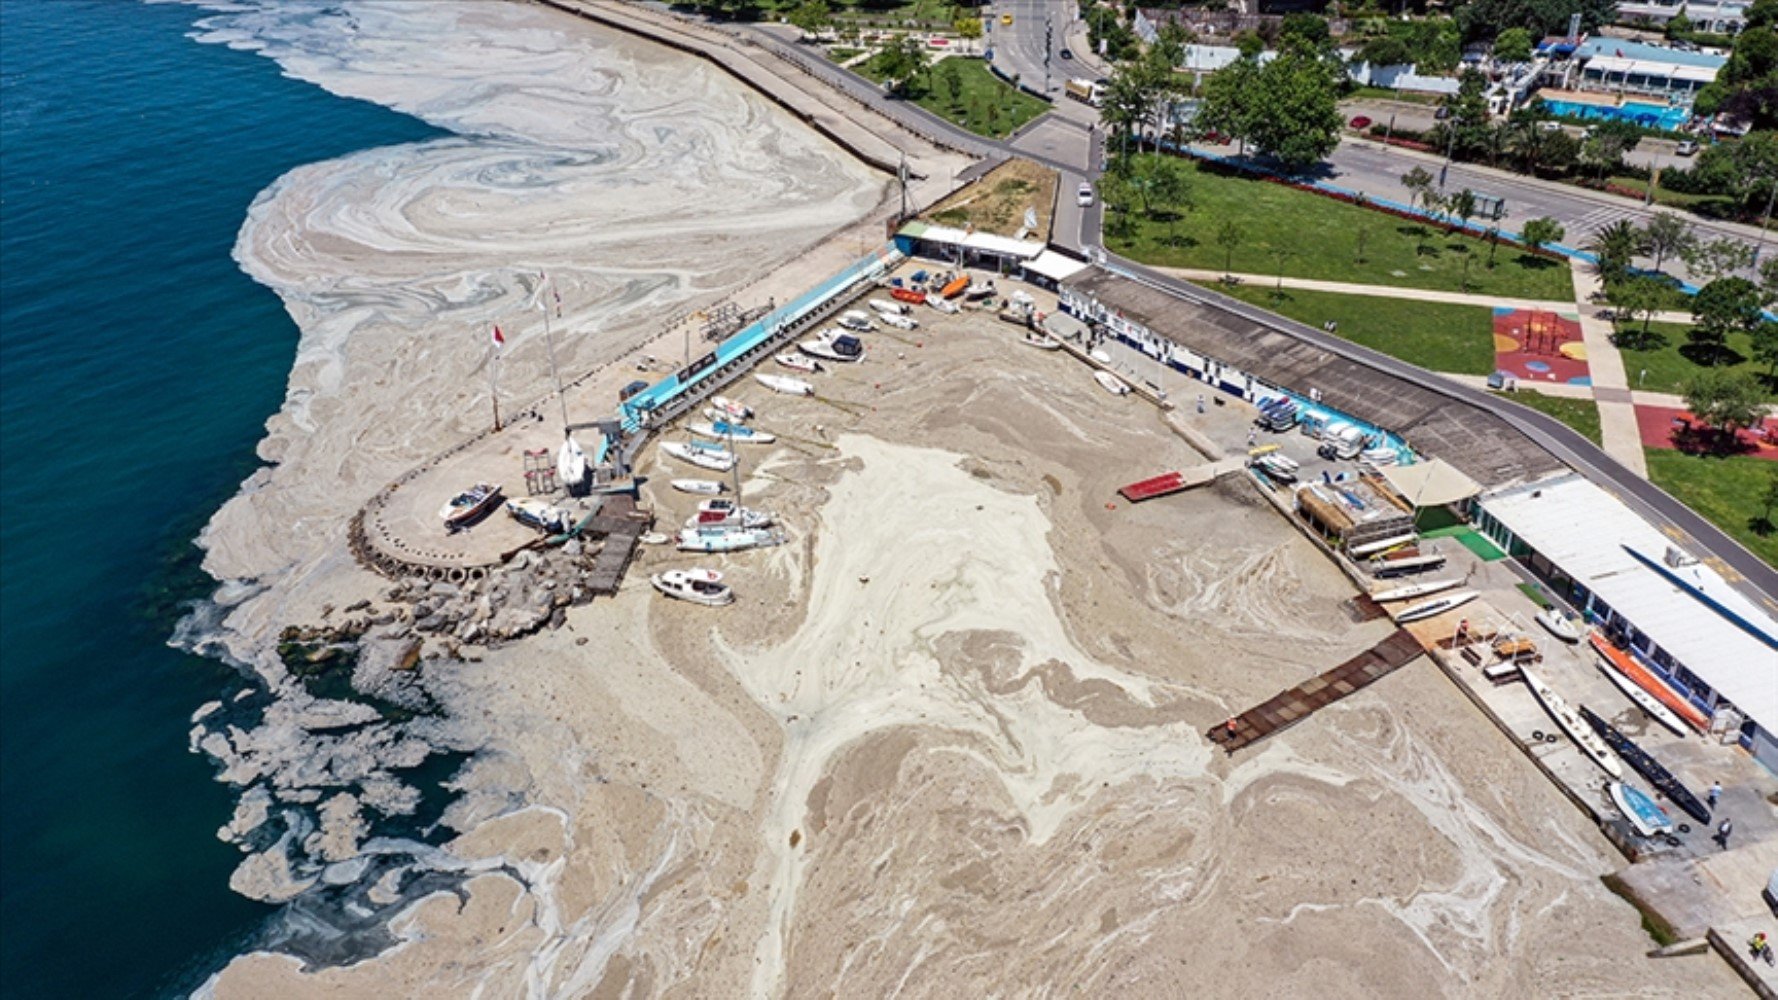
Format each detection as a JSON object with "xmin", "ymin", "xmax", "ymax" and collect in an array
[
  {"xmin": 776, "ymin": 352, "xmax": 820, "ymax": 373},
  {"xmin": 1371, "ymin": 578, "xmax": 1461, "ymax": 604},
  {"xmin": 671, "ymin": 478, "xmax": 727, "ymax": 495},
  {"xmin": 1521, "ymin": 665, "xmax": 1623, "ymax": 778},
  {"xmin": 755, "ymin": 373, "xmax": 814, "ymax": 396},
  {"xmin": 1393, "ymin": 589, "xmax": 1477, "ymax": 623},
  {"xmin": 1089, "ymin": 348, "xmax": 1113, "ymax": 364},
  {"xmin": 662, "ymin": 441, "xmax": 735, "ymax": 472},
  {"xmin": 1594, "ymin": 653, "xmax": 1690, "ymax": 737},
  {"xmin": 926, "ymin": 296, "xmax": 958, "ymax": 314},
  {"xmin": 1094, "ymin": 370, "xmax": 1131, "ymax": 396},
  {"xmin": 867, "ymin": 297, "xmax": 908, "ymax": 316},
  {"xmin": 710, "ymin": 395, "xmax": 752, "ymax": 420}
]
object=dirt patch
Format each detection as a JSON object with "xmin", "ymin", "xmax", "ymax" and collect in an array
[{"xmin": 923, "ymin": 158, "xmax": 1057, "ymax": 240}]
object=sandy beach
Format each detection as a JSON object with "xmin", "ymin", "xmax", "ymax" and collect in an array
[{"xmin": 202, "ymin": 285, "xmax": 1740, "ymax": 996}]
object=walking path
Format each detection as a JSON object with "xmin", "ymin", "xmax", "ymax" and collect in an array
[
  {"xmin": 1569, "ymin": 261, "xmax": 1650, "ymax": 477},
  {"xmin": 1155, "ymin": 268, "xmax": 1573, "ymax": 312}
]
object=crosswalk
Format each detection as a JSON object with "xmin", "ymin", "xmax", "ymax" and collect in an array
[{"xmin": 1569, "ymin": 204, "xmax": 1647, "ymax": 239}]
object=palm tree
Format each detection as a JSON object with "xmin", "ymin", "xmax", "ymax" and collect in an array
[{"xmin": 1585, "ymin": 219, "xmax": 1647, "ymax": 283}]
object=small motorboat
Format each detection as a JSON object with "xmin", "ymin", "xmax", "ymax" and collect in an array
[
  {"xmin": 867, "ymin": 298, "xmax": 908, "ymax": 316},
  {"xmin": 1252, "ymin": 453, "xmax": 1299, "ymax": 483},
  {"xmin": 1371, "ymin": 578, "xmax": 1460, "ymax": 603},
  {"xmin": 677, "ymin": 525, "xmax": 781, "ymax": 553},
  {"xmin": 671, "ymin": 478, "xmax": 727, "ymax": 495},
  {"xmin": 801, "ymin": 331, "xmax": 866, "ymax": 363},
  {"xmin": 689, "ymin": 419, "xmax": 776, "ymax": 444},
  {"xmin": 1595, "ymin": 653, "xmax": 1690, "ymax": 737},
  {"xmin": 438, "ymin": 483, "xmax": 502, "ymax": 531},
  {"xmin": 1521, "ymin": 666, "xmax": 1623, "ymax": 778},
  {"xmin": 940, "ymin": 275, "xmax": 969, "ymax": 299},
  {"xmin": 686, "ymin": 504, "xmax": 773, "ymax": 530},
  {"xmin": 836, "ymin": 310, "xmax": 875, "ymax": 332},
  {"xmin": 1609, "ymin": 782, "xmax": 1674, "ymax": 838},
  {"xmin": 1393, "ymin": 589, "xmax": 1477, "ymax": 623},
  {"xmin": 891, "ymin": 286, "xmax": 926, "ymax": 305},
  {"xmin": 662, "ymin": 441, "xmax": 735, "ymax": 472},
  {"xmin": 1093, "ymin": 370, "xmax": 1130, "ymax": 396},
  {"xmin": 1021, "ymin": 331, "xmax": 1060, "ymax": 350},
  {"xmin": 926, "ymin": 295, "xmax": 959, "ymax": 314},
  {"xmin": 506, "ymin": 497, "xmax": 573, "ymax": 534},
  {"xmin": 1089, "ymin": 348, "xmax": 1113, "ymax": 364},
  {"xmin": 1360, "ymin": 446, "xmax": 1399, "ymax": 466},
  {"xmin": 710, "ymin": 396, "xmax": 752, "ymax": 420},
  {"xmin": 880, "ymin": 312, "xmax": 918, "ymax": 331},
  {"xmin": 651, "ymin": 568, "xmax": 733, "ymax": 606},
  {"xmin": 756, "ymin": 373, "xmax": 814, "ymax": 396},
  {"xmin": 1535, "ymin": 607, "xmax": 1583, "ymax": 643},
  {"xmin": 638, "ymin": 531, "xmax": 671, "ymax": 545},
  {"xmin": 964, "ymin": 279, "xmax": 995, "ymax": 300},
  {"xmin": 776, "ymin": 352, "xmax": 821, "ymax": 373}
]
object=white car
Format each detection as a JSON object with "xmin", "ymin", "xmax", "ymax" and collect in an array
[
  {"xmin": 1676, "ymin": 139, "xmax": 1700, "ymax": 156},
  {"xmin": 1077, "ymin": 182, "xmax": 1094, "ymax": 207}
]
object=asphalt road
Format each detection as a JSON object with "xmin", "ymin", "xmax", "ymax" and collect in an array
[
  {"xmin": 676, "ymin": 10, "xmax": 1775, "ymax": 602},
  {"xmin": 985, "ymin": 0, "xmax": 1079, "ymax": 100}
]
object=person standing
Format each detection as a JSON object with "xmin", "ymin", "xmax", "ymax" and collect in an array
[
  {"xmin": 1707, "ymin": 781, "xmax": 1722, "ymax": 810},
  {"xmin": 1716, "ymin": 817, "xmax": 1734, "ymax": 849}
]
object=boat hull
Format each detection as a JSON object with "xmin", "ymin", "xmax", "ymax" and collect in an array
[
  {"xmin": 1394, "ymin": 590, "xmax": 1477, "ymax": 623},
  {"xmin": 755, "ymin": 374, "xmax": 813, "ymax": 396},
  {"xmin": 1588, "ymin": 634, "xmax": 1708, "ymax": 733},
  {"xmin": 671, "ymin": 479, "xmax": 727, "ymax": 495},
  {"xmin": 1609, "ymin": 782, "xmax": 1674, "ymax": 837},
  {"xmin": 1521, "ymin": 666, "xmax": 1623, "ymax": 778},
  {"xmin": 662, "ymin": 443, "xmax": 734, "ymax": 472}
]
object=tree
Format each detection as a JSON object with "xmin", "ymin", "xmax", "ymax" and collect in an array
[
  {"xmin": 1196, "ymin": 53, "xmax": 1264, "ymax": 156},
  {"xmin": 876, "ymin": 36, "xmax": 930, "ymax": 96},
  {"xmin": 1756, "ymin": 465, "xmax": 1778, "ymax": 536},
  {"xmin": 1666, "ymin": 7, "xmax": 1694, "ymax": 38},
  {"xmin": 1431, "ymin": 69, "xmax": 1493, "ymax": 161},
  {"xmin": 1520, "ymin": 216, "xmax": 1565, "ymax": 255},
  {"xmin": 1642, "ymin": 212, "xmax": 1694, "ymax": 274},
  {"xmin": 1761, "ymin": 256, "xmax": 1778, "ymax": 309},
  {"xmin": 786, "ymin": 0, "xmax": 831, "ymax": 35},
  {"xmin": 1586, "ymin": 219, "xmax": 1647, "ymax": 282},
  {"xmin": 953, "ymin": 16, "xmax": 982, "ymax": 42},
  {"xmin": 1148, "ymin": 158, "xmax": 1193, "ymax": 244},
  {"xmin": 1202, "ymin": 37, "xmax": 1343, "ymax": 170},
  {"xmin": 1099, "ymin": 52, "xmax": 1175, "ymax": 152},
  {"xmin": 1689, "ymin": 276, "xmax": 1764, "ymax": 364},
  {"xmin": 1752, "ymin": 319, "xmax": 1778, "ymax": 384},
  {"xmin": 1580, "ymin": 129, "xmax": 1633, "ymax": 181},
  {"xmin": 1681, "ymin": 238, "xmax": 1757, "ymax": 283},
  {"xmin": 1214, "ymin": 219, "xmax": 1244, "ymax": 279},
  {"xmin": 1493, "ymin": 27, "xmax": 1534, "ymax": 63},
  {"xmin": 1400, "ymin": 166, "xmax": 1436, "ymax": 252},
  {"xmin": 939, "ymin": 59, "xmax": 963, "ymax": 106},
  {"xmin": 1682, "ymin": 369, "xmax": 1766, "ymax": 451},
  {"xmin": 1751, "ymin": 0, "xmax": 1778, "ymax": 30},
  {"xmin": 1609, "ymin": 275, "xmax": 1669, "ymax": 349}
]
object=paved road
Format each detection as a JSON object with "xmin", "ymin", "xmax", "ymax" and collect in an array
[
  {"xmin": 985, "ymin": 0, "xmax": 1087, "ymax": 101},
  {"xmin": 658, "ymin": 8, "xmax": 1775, "ymax": 602},
  {"xmin": 1310, "ymin": 140, "xmax": 1770, "ymax": 282}
]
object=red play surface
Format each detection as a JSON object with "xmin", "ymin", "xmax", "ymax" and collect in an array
[
  {"xmin": 1635, "ymin": 404, "xmax": 1778, "ymax": 460},
  {"xmin": 1492, "ymin": 309, "xmax": 1589, "ymax": 386}
]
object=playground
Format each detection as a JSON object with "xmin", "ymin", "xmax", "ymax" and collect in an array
[
  {"xmin": 1635, "ymin": 404, "xmax": 1778, "ymax": 461},
  {"xmin": 1492, "ymin": 308, "xmax": 1588, "ymax": 386}
]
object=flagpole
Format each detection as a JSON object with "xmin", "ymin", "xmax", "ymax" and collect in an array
[
  {"xmin": 490, "ymin": 330, "xmax": 503, "ymax": 431},
  {"xmin": 540, "ymin": 273, "xmax": 569, "ymax": 433}
]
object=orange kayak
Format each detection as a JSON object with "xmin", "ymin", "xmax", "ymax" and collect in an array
[
  {"xmin": 1588, "ymin": 633, "xmax": 1709, "ymax": 733},
  {"xmin": 940, "ymin": 275, "xmax": 969, "ymax": 299}
]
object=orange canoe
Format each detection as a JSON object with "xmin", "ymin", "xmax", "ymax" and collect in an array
[
  {"xmin": 1588, "ymin": 633, "xmax": 1709, "ymax": 733},
  {"xmin": 940, "ymin": 275, "xmax": 969, "ymax": 299}
]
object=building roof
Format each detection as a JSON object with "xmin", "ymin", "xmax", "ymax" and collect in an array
[
  {"xmin": 897, "ymin": 222, "xmax": 1042, "ymax": 259},
  {"xmin": 1060, "ymin": 269, "xmax": 1564, "ymax": 488},
  {"xmin": 1379, "ymin": 458, "xmax": 1481, "ymax": 507},
  {"xmin": 1582, "ymin": 55, "xmax": 1720, "ymax": 84},
  {"xmin": 1481, "ymin": 475, "xmax": 1778, "ymax": 731},
  {"xmin": 1023, "ymin": 249, "xmax": 1089, "ymax": 283},
  {"xmin": 1574, "ymin": 37, "xmax": 1727, "ymax": 69}
]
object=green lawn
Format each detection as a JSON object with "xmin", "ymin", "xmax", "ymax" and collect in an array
[
  {"xmin": 1343, "ymin": 85, "xmax": 1442, "ymax": 105},
  {"xmin": 1501, "ymin": 389, "xmax": 1603, "ymax": 444},
  {"xmin": 753, "ymin": 0, "xmax": 965, "ymax": 28},
  {"xmin": 1104, "ymin": 155, "xmax": 1576, "ymax": 300},
  {"xmin": 1615, "ymin": 320, "xmax": 1773, "ymax": 399},
  {"xmin": 1645, "ymin": 448, "xmax": 1778, "ymax": 568},
  {"xmin": 1219, "ymin": 284, "xmax": 1496, "ymax": 375},
  {"xmin": 855, "ymin": 55, "xmax": 1047, "ymax": 139}
]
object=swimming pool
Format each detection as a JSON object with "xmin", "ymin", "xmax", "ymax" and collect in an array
[{"xmin": 1539, "ymin": 98, "xmax": 1690, "ymax": 131}]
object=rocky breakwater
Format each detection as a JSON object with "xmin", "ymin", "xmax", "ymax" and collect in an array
[{"xmin": 190, "ymin": 541, "xmax": 604, "ymax": 916}]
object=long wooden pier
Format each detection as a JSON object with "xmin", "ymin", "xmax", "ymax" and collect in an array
[{"xmin": 1208, "ymin": 629, "xmax": 1426, "ymax": 753}]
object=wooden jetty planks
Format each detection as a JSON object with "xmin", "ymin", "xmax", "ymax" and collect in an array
[{"xmin": 1208, "ymin": 629, "xmax": 1424, "ymax": 753}]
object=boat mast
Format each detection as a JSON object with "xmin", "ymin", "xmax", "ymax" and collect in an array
[
  {"xmin": 539, "ymin": 272, "xmax": 569, "ymax": 434},
  {"xmin": 728, "ymin": 421, "xmax": 743, "ymax": 506}
]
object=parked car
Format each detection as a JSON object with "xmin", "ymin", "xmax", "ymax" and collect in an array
[
  {"xmin": 1077, "ymin": 182, "xmax": 1095, "ymax": 207},
  {"xmin": 1349, "ymin": 115, "xmax": 1372, "ymax": 129},
  {"xmin": 1676, "ymin": 139, "xmax": 1700, "ymax": 156},
  {"xmin": 1435, "ymin": 105, "xmax": 1451, "ymax": 120},
  {"xmin": 1059, "ymin": 48, "xmax": 1073, "ymax": 60},
  {"xmin": 1001, "ymin": 12, "xmax": 1013, "ymax": 24},
  {"xmin": 1537, "ymin": 120, "xmax": 1564, "ymax": 132}
]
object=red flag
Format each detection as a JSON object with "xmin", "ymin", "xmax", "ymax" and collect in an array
[{"xmin": 491, "ymin": 325, "xmax": 506, "ymax": 347}]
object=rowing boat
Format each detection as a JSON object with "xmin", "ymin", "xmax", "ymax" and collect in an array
[
  {"xmin": 1594, "ymin": 652, "xmax": 1690, "ymax": 737},
  {"xmin": 1609, "ymin": 781, "xmax": 1674, "ymax": 837},
  {"xmin": 1520, "ymin": 665, "xmax": 1623, "ymax": 778},
  {"xmin": 1371, "ymin": 578, "xmax": 1460, "ymax": 603},
  {"xmin": 1393, "ymin": 589, "xmax": 1476, "ymax": 623}
]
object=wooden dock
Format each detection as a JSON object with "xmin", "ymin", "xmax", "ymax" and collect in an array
[{"xmin": 1207, "ymin": 629, "xmax": 1426, "ymax": 753}]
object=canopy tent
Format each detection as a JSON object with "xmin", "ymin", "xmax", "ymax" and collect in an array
[
  {"xmin": 1379, "ymin": 458, "xmax": 1481, "ymax": 508},
  {"xmin": 1022, "ymin": 249, "xmax": 1089, "ymax": 283}
]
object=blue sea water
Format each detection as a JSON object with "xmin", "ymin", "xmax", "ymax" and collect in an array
[{"xmin": 0, "ymin": 2, "xmax": 440, "ymax": 996}]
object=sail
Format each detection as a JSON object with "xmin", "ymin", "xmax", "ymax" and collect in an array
[{"xmin": 557, "ymin": 434, "xmax": 587, "ymax": 486}]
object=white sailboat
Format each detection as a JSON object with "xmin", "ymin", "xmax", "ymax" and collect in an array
[
  {"xmin": 835, "ymin": 310, "xmax": 875, "ymax": 332},
  {"xmin": 671, "ymin": 478, "xmax": 727, "ymax": 495},
  {"xmin": 662, "ymin": 441, "xmax": 735, "ymax": 472},
  {"xmin": 879, "ymin": 312, "xmax": 918, "ymax": 331},
  {"xmin": 1093, "ymin": 370, "xmax": 1130, "ymax": 395},
  {"xmin": 677, "ymin": 525, "xmax": 781, "ymax": 553},
  {"xmin": 1521, "ymin": 665, "xmax": 1623, "ymax": 778},
  {"xmin": 775, "ymin": 352, "xmax": 820, "ymax": 373},
  {"xmin": 685, "ymin": 505, "xmax": 773, "ymax": 530},
  {"xmin": 1536, "ymin": 607, "xmax": 1584, "ymax": 643},
  {"xmin": 755, "ymin": 373, "xmax": 814, "ymax": 396},
  {"xmin": 689, "ymin": 420, "xmax": 775, "ymax": 444},
  {"xmin": 710, "ymin": 395, "xmax": 752, "ymax": 420}
]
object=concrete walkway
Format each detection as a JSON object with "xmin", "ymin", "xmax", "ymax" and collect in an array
[
  {"xmin": 1156, "ymin": 268, "xmax": 1574, "ymax": 312},
  {"xmin": 1570, "ymin": 261, "xmax": 1650, "ymax": 477}
]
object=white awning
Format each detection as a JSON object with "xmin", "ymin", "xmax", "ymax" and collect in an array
[
  {"xmin": 1379, "ymin": 458, "xmax": 1481, "ymax": 507},
  {"xmin": 960, "ymin": 231, "xmax": 1044, "ymax": 259},
  {"xmin": 1582, "ymin": 55, "xmax": 1718, "ymax": 83},
  {"xmin": 1022, "ymin": 249, "xmax": 1090, "ymax": 282}
]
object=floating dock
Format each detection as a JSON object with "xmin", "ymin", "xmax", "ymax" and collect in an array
[
  {"xmin": 1117, "ymin": 457, "xmax": 1243, "ymax": 502},
  {"xmin": 1208, "ymin": 629, "xmax": 1426, "ymax": 753}
]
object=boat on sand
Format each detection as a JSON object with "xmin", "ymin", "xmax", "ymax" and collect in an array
[
  {"xmin": 1021, "ymin": 331, "xmax": 1060, "ymax": 350},
  {"xmin": 801, "ymin": 331, "xmax": 865, "ymax": 363},
  {"xmin": 1609, "ymin": 781, "xmax": 1674, "ymax": 837},
  {"xmin": 671, "ymin": 478, "xmax": 727, "ymax": 495},
  {"xmin": 662, "ymin": 441, "xmax": 735, "ymax": 472},
  {"xmin": 689, "ymin": 419, "xmax": 775, "ymax": 444},
  {"xmin": 775, "ymin": 352, "xmax": 820, "ymax": 373},
  {"xmin": 755, "ymin": 373, "xmax": 814, "ymax": 396},
  {"xmin": 677, "ymin": 525, "xmax": 780, "ymax": 553},
  {"xmin": 439, "ymin": 483, "xmax": 502, "ymax": 531},
  {"xmin": 651, "ymin": 568, "xmax": 733, "ymax": 606},
  {"xmin": 1094, "ymin": 370, "xmax": 1130, "ymax": 395},
  {"xmin": 710, "ymin": 396, "xmax": 751, "ymax": 420}
]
